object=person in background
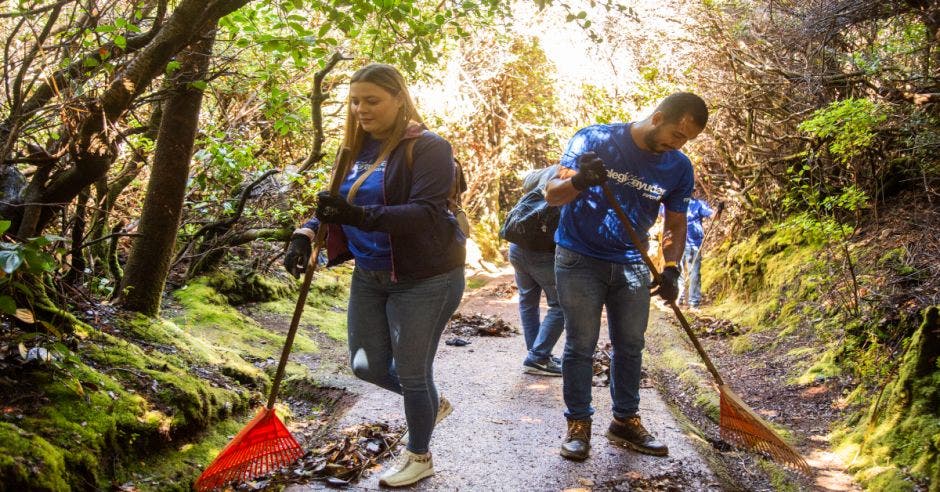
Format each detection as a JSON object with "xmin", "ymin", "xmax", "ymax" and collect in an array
[
  {"xmin": 545, "ymin": 92, "xmax": 708, "ymax": 462},
  {"xmin": 283, "ymin": 63, "xmax": 465, "ymax": 487},
  {"xmin": 679, "ymin": 193, "xmax": 714, "ymax": 309},
  {"xmin": 508, "ymin": 164, "xmax": 565, "ymax": 376}
]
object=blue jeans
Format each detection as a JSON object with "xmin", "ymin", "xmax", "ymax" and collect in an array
[
  {"xmin": 347, "ymin": 266, "xmax": 465, "ymax": 454},
  {"xmin": 554, "ymin": 247, "xmax": 650, "ymax": 421},
  {"xmin": 679, "ymin": 245, "xmax": 702, "ymax": 306},
  {"xmin": 508, "ymin": 243, "xmax": 565, "ymax": 363}
]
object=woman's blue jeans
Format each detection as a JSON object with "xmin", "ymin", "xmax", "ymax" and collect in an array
[
  {"xmin": 347, "ymin": 266, "xmax": 465, "ymax": 454},
  {"xmin": 554, "ymin": 247, "xmax": 650, "ymax": 421},
  {"xmin": 508, "ymin": 243, "xmax": 565, "ymax": 364}
]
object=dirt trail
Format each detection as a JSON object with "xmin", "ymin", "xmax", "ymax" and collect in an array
[{"xmin": 287, "ymin": 268, "xmax": 721, "ymax": 491}]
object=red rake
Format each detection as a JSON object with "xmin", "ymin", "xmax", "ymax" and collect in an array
[
  {"xmin": 600, "ymin": 183, "xmax": 811, "ymax": 475},
  {"xmin": 195, "ymin": 148, "xmax": 353, "ymax": 491}
]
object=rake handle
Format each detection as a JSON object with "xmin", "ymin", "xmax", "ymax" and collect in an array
[
  {"xmin": 599, "ymin": 183, "xmax": 724, "ymax": 386},
  {"xmin": 267, "ymin": 148, "xmax": 352, "ymax": 409}
]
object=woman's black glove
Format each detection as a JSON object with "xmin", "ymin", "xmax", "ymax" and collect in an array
[
  {"xmin": 571, "ymin": 151, "xmax": 608, "ymax": 191},
  {"xmin": 650, "ymin": 265, "xmax": 681, "ymax": 302},
  {"xmin": 316, "ymin": 191, "xmax": 365, "ymax": 226},
  {"xmin": 284, "ymin": 235, "xmax": 311, "ymax": 278}
]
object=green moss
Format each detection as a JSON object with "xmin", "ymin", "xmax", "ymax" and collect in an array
[
  {"xmin": 0, "ymin": 423, "xmax": 69, "ymax": 491},
  {"xmin": 204, "ymin": 269, "xmax": 296, "ymax": 305},
  {"xmin": 255, "ymin": 265, "xmax": 352, "ymax": 341},
  {"xmin": 757, "ymin": 458, "xmax": 799, "ymax": 492},
  {"xmin": 694, "ymin": 392, "xmax": 721, "ymax": 422},
  {"xmin": 795, "ymin": 349, "xmax": 842, "ymax": 385},
  {"xmin": 832, "ymin": 307, "xmax": 940, "ymax": 490},
  {"xmin": 878, "ymin": 247, "xmax": 916, "ymax": 277},
  {"xmin": 114, "ymin": 417, "xmax": 249, "ymax": 491},
  {"xmin": 465, "ymin": 276, "xmax": 488, "ymax": 290},
  {"xmin": 171, "ymin": 278, "xmax": 318, "ymax": 356},
  {"xmin": 730, "ymin": 334, "xmax": 754, "ymax": 354},
  {"xmin": 0, "ymin": 267, "xmax": 352, "ymax": 490}
]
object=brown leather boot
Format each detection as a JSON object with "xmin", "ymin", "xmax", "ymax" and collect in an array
[
  {"xmin": 606, "ymin": 415, "xmax": 669, "ymax": 456},
  {"xmin": 560, "ymin": 419, "xmax": 591, "ymax": 461}
]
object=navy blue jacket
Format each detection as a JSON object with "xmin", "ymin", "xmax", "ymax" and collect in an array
[{"xmin": 303, "ymin": 126, "xmax": 466, "ymax": 281}]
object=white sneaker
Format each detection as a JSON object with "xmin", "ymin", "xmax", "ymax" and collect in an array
[
  {"xmin": 379, "ymin": 450, "xmax": 434, "ymax": 487},
  {"xmin": 401, "ymin": 396, "xmax": 453, "ymax": 446}
]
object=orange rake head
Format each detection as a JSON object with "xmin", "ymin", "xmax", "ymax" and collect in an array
[
  {"xmin": 718, "ymin": 384, "xmax": 812, "ymax": 475},
  {"xmin": 195, "ymin": 407, "xmax": 304, "ymax": 491}
]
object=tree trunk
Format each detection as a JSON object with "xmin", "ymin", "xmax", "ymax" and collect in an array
[{"xmin": 121, "ymin": 26, "xmax": 217, "ymax": 316}]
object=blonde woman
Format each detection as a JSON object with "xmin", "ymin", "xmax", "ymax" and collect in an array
[{"xmin": 285, "ymin": 63, "xmax": 465, "ymax": 487}]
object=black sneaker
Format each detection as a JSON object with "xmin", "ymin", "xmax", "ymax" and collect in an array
[{"xmin": 522, "ymin": 358, "xmax": 562, "ymax": 376}]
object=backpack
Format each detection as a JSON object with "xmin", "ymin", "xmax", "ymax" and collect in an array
[
  {"xmin": 405, "ymin": 139, "xmax": 470, "ymax": 236},
  {"xmin": 499, "ymin": 186, "xmax": 559, "ymax": 252}
]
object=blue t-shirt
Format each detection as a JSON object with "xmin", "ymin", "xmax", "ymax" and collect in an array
[
  {"xmin": 339, "ymin": 138, "xmax": 392, "ymax": 271},
  {"xmin": 555, "ymin": 123, "xmax": 694, "ymax": 264},
  {"xmin": 685, "ymin": 198, "xmax": 714, "ymax": 248}
]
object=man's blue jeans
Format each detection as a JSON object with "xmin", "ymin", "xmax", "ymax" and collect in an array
[
  {"xmin": 679, "ymin": 245, "xmax": 702, "ymax": 307},
  {"xmin": 347, "ymin": 266, "xmax": 465, "ymax": 454},
  {"xmin": 555, "ymin": 246, "xmax": 650, "ymax": 421},
  {"xmin": 508, "ymin": 243, "xmax": 565, "ymax": 363}
]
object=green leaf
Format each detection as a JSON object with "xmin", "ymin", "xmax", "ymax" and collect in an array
[
  {"xmin": 190, "ymin": 80, "xmax": 208, "ymax": 90},
  {"xmin": 0, "ymin": 295, "xmax": 16, "ymax": 315},
  {"xmin": 114, "ymin": 35, "xmax": 127, "ymax": 50},
  {"xmin": 0, "ymin": 220, "xmax": 9, "ymax": 236},
  {"xmin": 166, "ymin": 60, "xmax": 181, "ymax": 75}
]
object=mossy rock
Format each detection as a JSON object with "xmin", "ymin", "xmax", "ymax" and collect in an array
[
  {"xmin": 0, "ymin": 423, "xmax": 69, "ymax": 492},
  {"xmin": 203, "ymin": 269, "xmax": 296, "ymax": 305},
  {"xmin": 834, "ymin": 306, "xmax": 940, "ymax": 490}
]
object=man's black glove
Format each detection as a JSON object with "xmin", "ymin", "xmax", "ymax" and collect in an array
[
  {"xmin": 650, "ymin": 266, "xmax": 681, "ymax": 303},
  {"xmin": 316, "ymin": 191, "xmax": 365, "ymax": 226},
  {"xmin": 570, "ymin": 151, "xmax": 608, "ymax": 191},
  {"xmin": 284, "ymin": 234, "xmax": 311, "ymax": 279}
]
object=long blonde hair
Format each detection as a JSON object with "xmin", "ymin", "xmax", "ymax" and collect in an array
[{"xmin": 342, "ymin": 63, "xmax": 424, "ymax": 170}]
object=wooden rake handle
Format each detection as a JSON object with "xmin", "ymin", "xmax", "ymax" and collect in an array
[
  {"xmin": 599, "ymin": 183, "xmax": 724, "ymax": 386},
  {"xmin": 267, "ymin": 148, "xmax": 352, "ymax": 409}
]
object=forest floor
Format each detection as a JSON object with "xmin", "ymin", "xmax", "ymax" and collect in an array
[{"xmin": 248, "ymin": 265, "xmax": 861, "ymax": 491}]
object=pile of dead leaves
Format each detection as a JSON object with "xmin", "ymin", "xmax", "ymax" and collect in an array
[
  {"xmin": 254, "ymin": 422, "xmax": 402, "ymax": 489},
  {"xmin": 480, "ymin": 281, "xmax": 517, "ymax": 299},
  {"xmin": 691, "ymin": 315, "xmax": 742, "ymax": 338},
  {"xmin": 592, "ymin": 342, "xmax": 612, "ymax": 386},
  {"xmin": 447, "ymin": 313, "xmax": 517, "ymax": 337}
]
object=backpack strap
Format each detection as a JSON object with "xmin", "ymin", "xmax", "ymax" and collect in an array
[{"xmin": 404, "ymin": 137, "xmax": 465, "ymax": 211}]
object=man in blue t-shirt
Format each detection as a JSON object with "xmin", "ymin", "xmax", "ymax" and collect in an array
[
  {"xmin": 680, "ymin": 195, "xmax": 715, "ymax": 309},
  {"xmin": 545, "ymin": 92, "xmax": 708, "ymax": 461}
]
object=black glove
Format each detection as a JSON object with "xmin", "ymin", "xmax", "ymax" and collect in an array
[
  {"xmin": 284, "ymin": 234, "xmax": 312, "ymax": 279},
  {"xmin": 650, "ymin": 265, "xmax": 681, "ymax": 303},
  {"xmin": 316, "ymin": 191, "xmax": 365, "ymax": 226},
  {"xmin": 570, "ymin": 151, "xmax": 608, "ymax": 191}
]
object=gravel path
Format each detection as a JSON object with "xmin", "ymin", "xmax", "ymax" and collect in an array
[{"xmin": 288, "ymin": 268, "xmax": 721, "ymax": 491}]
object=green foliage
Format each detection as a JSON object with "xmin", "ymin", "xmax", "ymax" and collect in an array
[
  {"xmin": 798, "ymin": 98, "xmax": 887, "ymax": 163},
  {"xmin": 579, "ymin": 83, "xmax": 632, "ymax": 124},
  {"xmin": 0, "ymin": 219, "xmax": 66, "ymax": 330}
]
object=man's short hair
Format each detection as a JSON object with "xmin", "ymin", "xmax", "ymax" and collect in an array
[{"xmin": 656, "ymin": 92, "xmax": 708, "ymax": 128}]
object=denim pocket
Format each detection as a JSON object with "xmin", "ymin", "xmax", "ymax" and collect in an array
[{"xmin": 555, "ymin": 247, "xmax": 583, "ymax": 269}]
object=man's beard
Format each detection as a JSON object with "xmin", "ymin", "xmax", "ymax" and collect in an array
[{"xmin": 644, "ymin": 127, "xmax": 667, "ymax": 154}]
